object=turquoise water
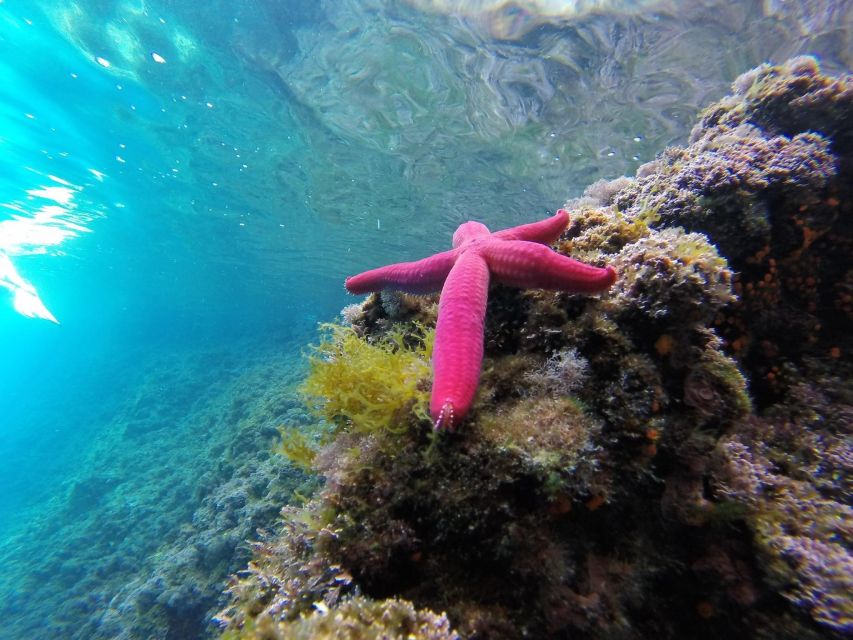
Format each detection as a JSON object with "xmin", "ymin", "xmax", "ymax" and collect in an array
[{"xmin": 0, "ymin": 1, "xmax": 849, "ymax": 638}]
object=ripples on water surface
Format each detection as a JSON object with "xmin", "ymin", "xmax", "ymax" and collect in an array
[{"xmin": 0, "ymin": 1, "xmax": 849, "ymax": 638}]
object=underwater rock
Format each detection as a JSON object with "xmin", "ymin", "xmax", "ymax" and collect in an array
[
  {"xmin": 714, "ymin": 374, "xmax": 853, "ymax": 634},
  {"xmin": 611, "ymin": 56, "xmax": 852, "ymax": 406},
  {"xmin": 220, "ymin": 58, "xmax": 851, "ymax": 639}
]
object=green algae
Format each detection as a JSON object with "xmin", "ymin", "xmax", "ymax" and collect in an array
[
  {"xmin": 301, "ymin": 323, "xmax": 434, "ymax": 436},
  {"xmin": 221, "ymin": 596, "xmax": 458, "ymax": 640}
]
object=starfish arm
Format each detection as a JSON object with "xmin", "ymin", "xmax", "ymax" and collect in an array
[
  {"xmin": 483, "ymin": 240, "xmax": 617, "ymax": 293},
  {"xmin": 492, "ymin": 209, "xmax": 569, "ymax": 244},
  {"xmin": 431, "ymin": 250, "xmax": 490, "ymax": 430},
  {"xmin": 345, "ymin": 249, "xmax": 459, "ymax": 295}
]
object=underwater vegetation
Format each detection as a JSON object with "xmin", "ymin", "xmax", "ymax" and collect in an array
[
  {"xmin": 302, "ymin": 323, "xmax": 434, "ymax": 433},
  {"xmin": 218, "ymin": 57, "xmax": 851, "ymax": 639}
]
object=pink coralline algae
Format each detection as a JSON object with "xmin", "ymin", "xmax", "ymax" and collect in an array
[{"xmin": 345, "ymin": 209, "xmax": 616, "ymax": 429}]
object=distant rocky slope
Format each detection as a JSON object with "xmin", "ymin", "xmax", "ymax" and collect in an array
[{"xmin": 0, "ymin": 344, "xmax": 316, "ymax": 640}]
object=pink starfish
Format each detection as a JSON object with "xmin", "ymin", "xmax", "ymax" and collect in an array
[{"xmin": 345, "ymin": 209, "xmax": 617, "ymax": 430}]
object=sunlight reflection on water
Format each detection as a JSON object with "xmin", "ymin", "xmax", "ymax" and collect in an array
[
  {"xmin": 0, "ymin": 171, "xmax": 95, "ymax": 323},
  {"xmin": 0, "ymin": 6, "xmax": 122, "ymax": 324},
  {"xmin": 404, "ymin": 0, "xmax": 667, "ymax": 39}
]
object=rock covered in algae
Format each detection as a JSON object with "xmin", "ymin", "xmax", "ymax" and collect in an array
[
  {"xmin": 588, "ymin": 56, "xmax": 853, "ymax": 636},
  {"xmin": 611, "ymin": 56, "xmax": 851, "ymax": 399},
  {"xmin": 215, "ymin": 506, "xmax": 458, "ymax": 639},
  {"xmin": 219, "ymin": 57, "xmax": 851, "ymax": 639},
  {"xmin": 714, "ymin": 383, "xmax": 853, "ymax": 633}
]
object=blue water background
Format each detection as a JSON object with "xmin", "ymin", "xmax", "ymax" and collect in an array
[
  {"xmin": 0, "ymin": 1, "xmax": 343, "ymax": 528},
  {"xmin": 0, "ymin": 1, "xmax": 849, "ymax": 637}
]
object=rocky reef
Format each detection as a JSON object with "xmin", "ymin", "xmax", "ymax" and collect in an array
[{"xmin": 218, "ymin": 57, "xmax": 851, "ymax": 639}]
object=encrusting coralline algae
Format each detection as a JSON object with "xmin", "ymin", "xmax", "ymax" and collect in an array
[{"xmin": 217, "ymin": 57, "xmax": 852, "ymax": 639}]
